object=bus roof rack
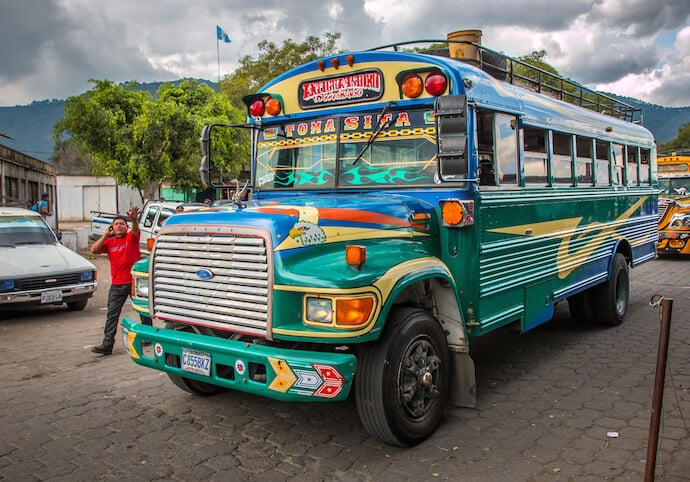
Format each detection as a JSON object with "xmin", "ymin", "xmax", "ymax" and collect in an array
[{"xmin": 369, "ymin": 38, "xmax": 643, "ymax": 125}]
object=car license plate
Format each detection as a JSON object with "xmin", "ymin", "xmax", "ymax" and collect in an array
[
  {"xmin": 41, "ymin": 290, "xmax": 63, "ymax": 303},
  {"xmin": 181, "ymin": 348, "xmax": 211, "ymax": 377}
]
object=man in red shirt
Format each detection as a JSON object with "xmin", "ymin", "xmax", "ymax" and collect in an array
[{"xmin": 90, "ymin": 206, "xmax": 141, "ymax": 355}]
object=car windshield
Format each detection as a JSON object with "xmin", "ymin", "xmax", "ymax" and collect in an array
[
  {"xmin": 0, "ymin": 216, "xmax": 56, "ymax": 247},
  {"xmin": 254, "ymin": 108, "xmax": 438, "ymax": 191}
]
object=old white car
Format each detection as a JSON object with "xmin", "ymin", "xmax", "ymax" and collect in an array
[{"xmin": 0, "ymin": 207, "xmax": 97, "ymax": 310}]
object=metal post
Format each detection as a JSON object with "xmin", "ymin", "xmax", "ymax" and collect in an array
[{"xmin": 644, "ymin": 296, "xmax": 673, "ymax": 481}]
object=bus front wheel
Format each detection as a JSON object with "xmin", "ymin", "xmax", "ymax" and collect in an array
[
  {"xmin": 165, "ymin": 322, "xmax": 226, "ymax": 396},
  {"xmin": 355, "ymin": 307, "xmax": 449, "ymax": 447},
  {"xmin": 593, "ymin": 253, "xmax": 629, "ymax": 326}
]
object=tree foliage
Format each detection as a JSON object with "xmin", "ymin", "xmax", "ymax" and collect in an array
[
  {"xmin": 53, "ymin": 79, "xmax": 246, "ymax": 198},
  {"xmin": 220, "ymin": 33, "xmax": 341, "ymax": 110},
  {"xmin": 659, "ymin": 122, "xmax": 690, "ymax": 152}
]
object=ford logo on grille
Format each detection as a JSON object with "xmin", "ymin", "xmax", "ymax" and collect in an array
[{"xmin": 196, "ymin": 268, "xmax": 214, "ymax": 280}]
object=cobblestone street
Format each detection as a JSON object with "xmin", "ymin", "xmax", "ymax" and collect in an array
[{"xmin": 1, "ymin": 254, "xmax": 688, "ymax": 481}]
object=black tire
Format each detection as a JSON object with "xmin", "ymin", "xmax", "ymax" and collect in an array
[
  {"xmin": 567, "ymin": 290, "xmax": 595, "ymax": 323},
  {"xmin": 66, "ymin": 299, "xmax": 88, "ymax": 311},
  {"xmin": 592, "ymin": 253, "xmax": 629, "ymax": 326},
  {"xmin": 167, "ymin": 372, "xmax": 225, "ymax": 396},
  {"xmin": 355, "ymin": 307, "xmax": 449, "ymax": 447},
  {"xmin": 164, "ymin": 322, "xmax": 225, "ymax": 396}
]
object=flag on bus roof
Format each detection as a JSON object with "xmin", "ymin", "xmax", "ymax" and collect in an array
[{"xmin": 217, "ymin": 25, "xmax": 231, "ymax": 43}]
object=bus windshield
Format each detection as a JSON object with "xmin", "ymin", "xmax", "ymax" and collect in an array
[
  {"xmin": 659, "ymin": 177, "xmax": 690, "ymax": 196},
  {"xmin": 254, "ymin": 109, "xmax": 439, "ymax": 190}
]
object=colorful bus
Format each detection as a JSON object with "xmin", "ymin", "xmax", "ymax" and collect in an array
[
  {"xmin": 121, "ymin": 30, "xmax": 658, "ymax": 447},
  {"xmin": 657, "ymin": 149, "xmax": 690, "ymax": 254}
]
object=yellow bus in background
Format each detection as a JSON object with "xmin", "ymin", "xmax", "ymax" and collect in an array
[{"xmin": 657, "ymin": 149, "xmax": 690, "ymax": 254}]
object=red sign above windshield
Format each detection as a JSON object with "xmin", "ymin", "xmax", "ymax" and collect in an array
[{"xmin": 299, "ymin": 69, "xmax": 384, "ymax": 109}]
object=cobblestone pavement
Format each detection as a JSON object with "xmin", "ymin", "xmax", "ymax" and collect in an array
[{"xmin": 0, "ymin": 253, "xmax": 688, "ymax": 481}]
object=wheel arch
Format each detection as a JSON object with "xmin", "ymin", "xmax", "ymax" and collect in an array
[
  {"xmin": 372, "ymin": 257, "xmax": 468, "ymax": 350},
  {"xmin": 611, "ymin": 238, "xmax": 632, "ymax": 270}
]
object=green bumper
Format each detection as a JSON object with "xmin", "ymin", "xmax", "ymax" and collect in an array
[{"xmin": 121, "ymin": 316, "xmax": 357, "ymax": 402}]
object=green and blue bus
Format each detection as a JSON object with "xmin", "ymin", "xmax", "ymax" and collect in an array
[{"xmin": 122, "ymin": 29, "xmax": 657, "ymax": 447}]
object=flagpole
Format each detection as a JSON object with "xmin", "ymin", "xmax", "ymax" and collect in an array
[{"xmin": 217, "ymin": 37, "xmax": 221, "ymax": 91}]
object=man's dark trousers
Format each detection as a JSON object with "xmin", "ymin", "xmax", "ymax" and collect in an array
[{"xmin": 102, "ymin": 283, "xmax": 131, "ymax": 349}]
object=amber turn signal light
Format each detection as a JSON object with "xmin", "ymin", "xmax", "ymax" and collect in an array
[
  {"xmin": 441, "ymin": 201, "xmax": 464, "ymax": 225},
  {"xmin": 345, "ymin": 245, "xmax": 366, "ymax": 268},
  {"xmin": 336, "ymin": 297, "xmax": 375, "ymax": 326}
]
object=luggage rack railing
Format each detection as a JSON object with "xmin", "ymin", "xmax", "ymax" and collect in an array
[{"xmin": 369, "ymin": 39, "xmax": 642, "ymax": 124}]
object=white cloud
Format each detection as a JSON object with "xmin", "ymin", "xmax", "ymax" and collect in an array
[{"xmin": 0, "ymin": 0, "xmax": 689, "ymax": 106}]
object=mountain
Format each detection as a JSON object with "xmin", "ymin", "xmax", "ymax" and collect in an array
[
  {"xmin": 0, "ymin": 82, "xmax": 688, "ymax": 163},
  {"xmin": 607, "ymin": 94, "xmax": 690, "ymax": 143}
]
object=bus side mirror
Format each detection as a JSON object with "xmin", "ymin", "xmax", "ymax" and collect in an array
[
  {"xmin": 200, "ymin": 155, "xmax": 210, "ymax": 186},
  {"xmin": 435, "ymin": 95, "xmax": 468, "ymax": 181},
  {"xmin": 199, "ymin": 125, "xmax": 211, "ymax": 186}
]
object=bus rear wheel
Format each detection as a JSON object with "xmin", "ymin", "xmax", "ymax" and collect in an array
[
  {"xmin": 355, "ymin": 307, "xmax": 449, "ymax": 447},
  {"xmin": 593, "ymin": 253, "xmax": 629, "ymax": 326},
  {"xmin": 567, "ymin": 290, "xmax": 595, "ymax": 323}
]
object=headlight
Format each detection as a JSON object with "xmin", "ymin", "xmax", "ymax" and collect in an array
[
  {"xmin": 134, "ymin": 276, "xmax": 149, "ymax": 297},
  {"xmin": 80, "ymin": 271, "xmax": 94, "ymax": 282},
  {"xmin": 669, "ymin": 214, "xmax": 690, "ymax": 228},
  {"xmin": 306, "ymin": 298, "xmax": 333, "ymax": 323}
]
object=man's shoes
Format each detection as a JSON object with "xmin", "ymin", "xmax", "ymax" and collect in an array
[{"xmin": 91, "ymin": 344, "xmax": 113, "ymax": 355}]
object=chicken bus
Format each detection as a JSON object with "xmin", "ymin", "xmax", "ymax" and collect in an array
[
  {"xmin": 657, "ymin": 149, "xmax": 690, "ymax": 254},
  {"xmin": 121, "ymin": 29, "xmax": 658, "ymax": 446}
]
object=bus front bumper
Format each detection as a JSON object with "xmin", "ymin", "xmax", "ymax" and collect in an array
[
  {"xmin": 657, "ymin": 235, "xmax": 690, "ymax": 255},
  {"xmin": 121, "ymin": 316, "xmax": 356, "ymax": 402}
]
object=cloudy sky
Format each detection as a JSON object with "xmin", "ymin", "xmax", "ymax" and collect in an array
[{"xmin": 2, "ymin": 0, "xmax": 690, "ymax": 107}]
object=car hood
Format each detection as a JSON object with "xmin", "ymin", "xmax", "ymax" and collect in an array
[{"xmin": 0, "ymin": 243, "xmax": 95, "ymax": 278}]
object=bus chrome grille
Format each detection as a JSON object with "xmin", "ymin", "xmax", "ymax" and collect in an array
[{"xmin": 151, "ymin": 230, "xmax": 271, "ymax": 338}]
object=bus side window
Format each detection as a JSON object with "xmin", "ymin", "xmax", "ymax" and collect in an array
[
  {"xmin": 478, "ymin": 149, "xmax": 495, "ymax": 185},
  {"xmin": 552, "ymin": 132, "xmax": 573, "ymax": 184},
  {"xmin": 523, "ymin": 126, "xmax": 548, "ymax": 185},
  {"xmin": 476, "ymin": 110, "xmax": 497, "ymax": 186},
  {"xmin": 612, "ymin": 143, "xmax": 625, "ymax": 185},
  {"xmin": 639, "ymin": 148, "xmax": 651, "ymax": 185},
  {"xmin": 595, "ymin": 140, "xmax": 610, "ymax": 185},
  {"xmin": 494, "ymin": 113, "xmax": 517, "ymax": 185},
  {"xmin": 575, "ymin": 136, "xmax": 593, "ymax": 185},
  {"xmin": 626, "ymin": 146, "xmax": 639, "ymax": 186}
]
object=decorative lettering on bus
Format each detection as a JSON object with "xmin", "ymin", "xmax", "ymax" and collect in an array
[
  {"xmin": 272, "ymin": 112, "xmax": 416, "ymax": 141},
  {"xmin": 299, "ymin": 69, "xmax": 384, "ymax": 109}
]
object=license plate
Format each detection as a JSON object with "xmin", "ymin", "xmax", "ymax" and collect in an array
[
  {"xmin": 181, "ymin": 348, "xmax": 211, "ymax": 376},
  {"xmin": 41, "ymin": 290, "xmax": 63, "ymax": 303}
]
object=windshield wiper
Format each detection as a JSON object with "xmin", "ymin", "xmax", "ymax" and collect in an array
[
  {"xmin": 14, "ymin": 241, "xmax": 49, "ymax": 245},
  {"xmin": 352, "ymin": 102, "xmax": 396, "ymax": 166}
]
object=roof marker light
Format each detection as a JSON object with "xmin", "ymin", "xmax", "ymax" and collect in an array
[
  {"xmin": 425, "ymin": 72, "xmax": 448, "ymax": 96},
  {"xmin": 402, "ymin": 73, "xmax": 424, "ymax": 98},
  {"xmin": 249, "ymin": 98, "xmax": 265, "ymax": 117}
]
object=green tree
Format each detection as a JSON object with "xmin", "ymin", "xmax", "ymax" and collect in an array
[
  {"xmin": 54, "ymin": 79, "xmax": 246, "ymax": 198},
  {"xmin": 659, "ymin": 122, "xmax": 690, "ymax": 152},
  {"xmin": 220, "ymin": 33, "xmax": 341, "ymax": 110}
]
